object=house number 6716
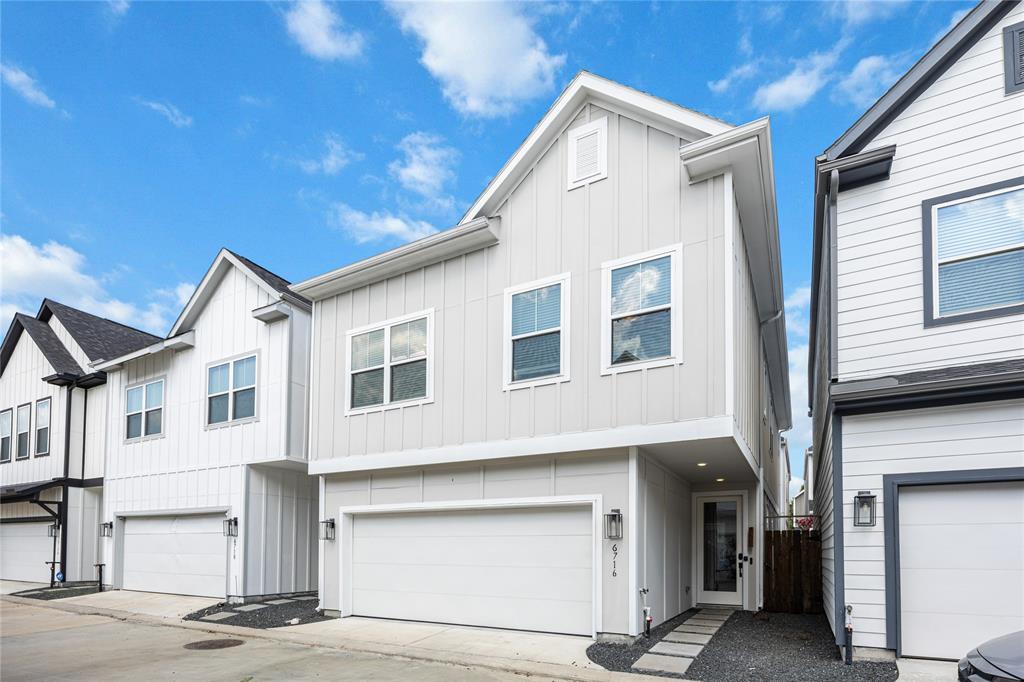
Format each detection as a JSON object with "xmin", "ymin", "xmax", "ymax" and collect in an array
[{"xmin": 611, "ymin": 543, "xmax": 618, "ymax": 577}]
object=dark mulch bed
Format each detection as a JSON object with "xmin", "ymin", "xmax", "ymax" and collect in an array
[
  {"xmin": 684, "ymin": 612, "xmax": 898, "ymax": 682},
  {"xmin": 586, "ymin": 608, "xmax": 699, "ymax": 672},
  {"xmin": 184, "ymin": 596, "xmax": 331, "ymax": 629},
  {"xmin": 13, "ymin": 584, "xmax": 101, "ymax": 600}
]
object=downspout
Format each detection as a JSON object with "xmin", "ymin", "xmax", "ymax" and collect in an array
[
  {"xmin": 80, "ymin": 388, "xmax": 88, "ymax": 481},
  {"xmin": 60, "ymin": 385, "xmax": 73, "ymax": 579}
]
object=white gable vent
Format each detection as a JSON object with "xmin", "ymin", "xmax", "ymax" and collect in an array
[{"xmin": 567, "ymin": 117, "xmax": 608, "ymax": 190}]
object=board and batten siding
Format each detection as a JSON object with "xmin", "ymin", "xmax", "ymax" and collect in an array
[
  {"xmin": 835, "ymin": 3, "xmax": 1024, "ymax": 380},
  {"xmin": 638, "ymin": 452, "xmax": 692, "ymax": 628},
  {"xmin": 322, "ymin": 449, "xmax": 631, "ymax": 633},
  {"xmin": 814, "ymin": 417, "xmax": 837, "ymax": 637},
  {"xmin": 840, "ymin": 399, "xmax": 1024, "ymax": 649},
  {"xmin": 310, "ymin": 102, "xmax": 728, "ymax": 463}
]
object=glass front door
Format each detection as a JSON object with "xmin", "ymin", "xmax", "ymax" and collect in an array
[{"xmin": 697, "ymin": 496, "xmax": 743, "ymax": 606}]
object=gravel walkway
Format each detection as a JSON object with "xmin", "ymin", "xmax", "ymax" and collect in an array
[
  {"xmin": 184, "ymin": 596, "xmax": 331, "ymax": 629},
  {"xmin": 12, "ymin": 584, "xmax": 101, "ymax": 600},
  {"xmin": 684, "ymin": 612, "xmax": 898, "ymax": 682},
  {"xmin": 585, "ymin": 609, "xmax": 699, "ymax": 672}
]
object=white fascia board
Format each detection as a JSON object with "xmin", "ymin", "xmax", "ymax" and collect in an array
[
  {"xmin": 680, "ymin": 118, "xmax": 792, "ymax": 430},
  {"xmin": 309, "ymin": 415, "xmax": 737, "ymax": 475},
  {"xmin": 460, "ymin": 71, "xmax": 733, "ymax": 223},
  {"xmin": 291, "ymin": 217, "xmax": 498, "ymax": 301},
  {"xmin": 91, "ymin": 330, "xmax": 195, "ymax": 371}
]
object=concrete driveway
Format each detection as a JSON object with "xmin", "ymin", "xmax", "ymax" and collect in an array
[
  {"xmin": 59, "ymin": 589, "xmax": 218, "ymax": 619},
  {"xmin": 0, "ymin": 600, "xmax": 532, "ymax": 681}
]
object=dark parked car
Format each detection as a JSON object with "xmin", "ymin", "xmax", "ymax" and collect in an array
[{"xmin": 958, "ymin": 631, "xmax": 1024, "ymax": 681}]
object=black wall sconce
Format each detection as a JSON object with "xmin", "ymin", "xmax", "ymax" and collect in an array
[
  {"xmin": 48, "ymin": 523, "xmax": 60, "ymax": 538},
  {"xmin": 854, "ymin": 492, "xmax": 876, "ymax": 527},
  {"xmin": 99, "ymin": 521, "xmax": 113, "ymax": 537},
  {"xmin": 320, "ymin": 518, "xmax": 336, "ymax": 541},
  {"xmin": 223, "ymin": 517, "xmax": 239, "ymax": 537},
  {"xmin": 604, "ymin": 509, "xmax": 623, "ymax": 540}
]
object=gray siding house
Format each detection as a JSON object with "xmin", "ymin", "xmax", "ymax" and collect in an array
[
  {"xmin": 294, "ymin": 72, "xmax": 792, "ymax": 640},
  {"xmin": 809, "ymin": 0, "xmax": 1024, "ymax": 662}
]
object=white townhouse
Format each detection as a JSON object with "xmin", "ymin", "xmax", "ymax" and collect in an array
[
  {"xmin": 92, "ymin": 249, "xmax": 317, "ymax": 601},
  {"xmin": 293, "ymin": 72, "xmax": 792, "ymax": 640},
  {"xmin": 809, "ymin": 0, "xmax": 1024, "ymax": 662},
  {"xmin": 1, "ymin": 300, "xmax": 159, "ymax": 584}
]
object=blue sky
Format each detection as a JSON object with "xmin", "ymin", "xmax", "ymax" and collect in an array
[{"xmin": 1, "ymin": 0, "xmax": 974, "ymax": 492}]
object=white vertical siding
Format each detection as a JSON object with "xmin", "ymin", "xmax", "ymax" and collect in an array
[
  {"xmin": 244, "ymin": 465, "xmax": 317, "ymax": 596},
  {"xmin": 840, "ymin": 399, "xmax": 1024, "ymax": 649},
  {"xmin": 835, "ymin": 3, "xmax": 1024, "ymax": 380},
  {"xmin": 638, "ymin": 452, "xmax": 692, "ymax": 627},
  {"xmin": 47, "ymin": 316, "xmax": 89, "ymax": 372}
]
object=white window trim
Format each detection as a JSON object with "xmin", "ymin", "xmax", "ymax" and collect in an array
[
  {"xmin": 930, "ymin": 183, "xmax": 1024, "ymax": 320},
  {"xmin": 34, "ymin": 397, "xmax": 50, "ymax": 457},
  {"xmin": 502, "ymin": 272, "xmax": 572, "ymax": 391},
  {"xmin": 567, "ymin": 117, "xmax": 608, "ymax": 191},
  {"xmin": 0, "ymin": 408, "xmax": 11, "ymax": 464},
  {"xmin": 125, "ymin": 377, "xmax": 166, "ymax": 443},
  {"xmin": 600, "ymin": 243, "xmax": 683, "ymax": 376},
  {"xmin": 205, "ymin": 351, "xmax": 260, "ymax": 429},
  {"xmin": 15, "ymin": 403, "xmax": 31, "ymax": 460},
  {"xmin": 344, "ymin": 309, "xmax": 434, "ymax": 417}
]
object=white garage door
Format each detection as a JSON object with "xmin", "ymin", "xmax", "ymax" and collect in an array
[
  {"xmin": 122, "ymin": 514, "xmax": 226, "ymax": 598},
  {"xmin": 350, "ymin": 505, "xmax": 593, "ymax": 635},
  {"xmin": 0, "ymin": 521, "xmax": 53, "ymax": 582},
  {"xmin": 899, "ymin": 481, "xmax": 1024, "ymax": 660}
]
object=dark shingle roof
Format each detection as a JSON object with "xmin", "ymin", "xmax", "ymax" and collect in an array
[
  {"xmin": 226, "ymin": 249, "xmax": 310, "ymax": 305},
  {"xmin": 40, "ymin": 299, "xmax": 161, "ymax": 363},
  {"xmin": 4, "ymin": 313, "xmax": 83, "ymax": 376}
]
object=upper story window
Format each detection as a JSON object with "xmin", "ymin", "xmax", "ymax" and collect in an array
[
  {"xmin": 346, "ymin": 310, "xmax": 433, "ymax": 414},
  {"xmin": 601, "ymin": 244, "xmax": 682, "ymax": 374},
  {"xmin": 503, "ymin": 273, "xmax": 571, "ymax": 390},
  {"xmin": 924, "ymin": 180, "xmax": 1024, "ymax": 326},
  {"xmin": 34, "ymin": 398, "xmax": 50, "ymax": 457},
  {"xmin": 126, "ymin": 379, "xmax": 164, "ymax": 441},
  {"xmin": 15, "ymin": 404, "xmax": 30, "ymax": 459},
  {"xmin": 567, "ymin": 117, "xmax": 608, "ymax": 190},
  {"xmin": 0, "ymin": 409, "xmax": 11, "ymax": 463},
  {"xmin": 1004, "ymin": 20, "xmax": 1024, "ymax": 95},
  {"xmin": 208, "ymin": 355, "xmax": 257, "ymax": 425}
]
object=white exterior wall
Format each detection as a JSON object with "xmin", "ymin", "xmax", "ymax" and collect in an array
[
  {"xmin": 815, "ymin": 418, "xmax": 836, "ymax": 636},
  {"xmin": 835, "ymin": 3, "xmax": 1024, "ymax": 380},
  {"xmin": 840, "ymin": 399, "xmax": 1024, "ymax": 648},
  {"xmin": 638, "ymin": 452, "xmax": 692, "ymax": 627}
]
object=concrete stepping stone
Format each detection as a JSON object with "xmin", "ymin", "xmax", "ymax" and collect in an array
[
  {"xmin": 200, "ymin": 612, "xmax": 235, "ymax": 621},
  {"xmin": 235, "ymin": 603, "xmax": 267, "ymax": 612},
  {"xmin": 633, "ymin": 653, "xmax": 692, "ymax": 675},
  {"xmin": 651, "ymin": 641, "xmax": 703, "ymax": 657},
  {"xmin": 699, "ymin": 608, "xmax": 735, "ymax": 615},
  {"xmin": 266, "ymin": 598, "xmax": 294, "ymax": 605},
  {"xmin": 686, "ymin": 618, "xmax": 722, "ymax": 628},
  {"xmin": 664, "ymin": 631, "xmax": 712, "ymax": 645},
  {"xmin": 675, "ymin": 624, "xmax": 719, "ymax": 635},
  {"xmin": 294, "ymin": 596, "xmax": 319, "ymax": 601}
]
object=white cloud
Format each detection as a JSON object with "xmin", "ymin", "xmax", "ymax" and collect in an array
[
  {"xmin": 134, "ymin": 98, "xmax": 193, "ymax": 128},
  {"xmin": 834, "ymin": 54, "xmax": 905, "ymax": 108},
  {"xmin": 781, "ymin": 282, "xmax": 813, "ymax": 496},
  {"xmin": 753, "ymin": 43, "xmax": 845, "ymax": 111},
  {"xmin": 107, "ymin": 0, "xmax": 130, "ymax": 17},
  {"xmin": 933, "ymin": 8, "xmax": 969, "ymax": 45},
  {"xmin": 708, "ymin": 62, "xmax": 758, "ymax": 95},
  {"xmin": 0, "ymin": 234, "xmax": 175, "ymax": 335},
  {"xmin": 389, "ymin": 2, "xmax": 566, "ymax": 117},
  {"xmin": 789, "ymin": 478, "xmax": 805, "ymax": 498},
  {"xmin": 388, "ymin": 132, "xmax": 459, "ymax": 213},
  {"xmin": 828, "ymin": 0, "xmax": 909, "ymax": 27},
  {"xmin": 784, "ymin": 284, "xmax": 812, "ymax": 340},
  {"xmin": 285, "ymin": 0, "xmax": 364, "ymax": 61},
  {"xmin": 1, "ymin": 63, "xmax": 57, "ymax": 109},
  {"xmin": 299, "ymin": 134, "xmax": 363, "ymax": 175},
  {"xmin": 328, "ymin": 204, "xmax": 436, "ymax": 244}
]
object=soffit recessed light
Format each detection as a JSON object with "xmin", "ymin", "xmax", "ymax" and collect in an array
[
  {"xmin": 697, "ymin": 462, "xmax": 707, "ymax": 467},
  {"xmin": 716, "ymin": 478, "xmax": 725, "ymax": 483}
]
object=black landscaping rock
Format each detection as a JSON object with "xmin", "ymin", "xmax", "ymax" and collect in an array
[
  {"xmin": 586, "ymin": 609, "xmax": 700, "ymax": 673},
  {"xmin": 184, "ymin": 596, "xmax": 331, "ymax": 629},
  {"xmin": 12, "ymin": 584, "xmax": 101, "ymax": 600}
]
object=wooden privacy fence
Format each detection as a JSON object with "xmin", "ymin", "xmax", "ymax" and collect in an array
[{"xmin": 763, "ymin": 529, "xmax": 823, "ymax": 614}]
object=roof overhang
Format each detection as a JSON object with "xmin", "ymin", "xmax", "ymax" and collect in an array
[
  {"xmin": 680, "ymin": 117, "xmax": 792, "ymax": 430},
  {"xmin": 252, "ymin": 300, "xmax": 294, "ymax": 324},
  {"xmin": 92, "ymin": 330, "xmax": 195, "ymax": 371},
  {"xmin": 292, "ymin": 216, "xmax": 500, "ymax": 301},
  {"xmin": 0, "ymin": 479, "xmax": 64, "ymax": 503},
  {"xmin": 460, "ymin": 71, "xmax": 733, "ymax": 223}
]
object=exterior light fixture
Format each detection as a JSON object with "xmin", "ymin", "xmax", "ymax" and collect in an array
[
  {"xmin": 320, "ymin": 518, "xmax": 336, "ymax": 541},
  {"xmin": 603, "ymin": 509, "xmax": 623, "ymax": 540},
  {"xmin": 854, "ymin": 492, "xmax": 876, "ymax": 527},
  {"xmin": 697, "ymin": 462, "xmax": 707, "ymax": 467},
  {"xmin": 715, "ymin": 477, "xmax": 726, "ymax": 483},
  {"xmin": 99, "ymin": 521, "xmax": 113, "ymax": 537},
  {"xmin": 48, "ymin": 523, "xmax": 60, "ymax": 538},
  {"xmin": 223, "ymin": 517, "xmax": 239, "ymax": 537}
]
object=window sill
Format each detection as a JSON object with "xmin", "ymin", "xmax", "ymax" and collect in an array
[
  {"xmin": 124, "ymin": 433, "xmax": 166, "ymax": 445},
  {"xmin": 503, "ymin": 374, "xmax": 570, "ymax": 392},
  {"xmin": 345, "ymin": 397, "xmax": 433, "ymax": 417},
  {"xmin": 34, "ymin": 452, "xmax": 49, "ymax": 458},
  {"xmin": 205, "ymin": 416, "xmax": 259, "ymax": 431},
  {"xmin": 924, "ymin": 300, "xmax": 1024, "ymax": 328},
  {"xmin": 600, "ymin": 356, "xmax": 680, "ymax": 376}
]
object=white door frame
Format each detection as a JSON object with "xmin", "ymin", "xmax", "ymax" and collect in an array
[
  {"xmin": 692, "ymin": 490, "xmax": 748, "ymax": 609},
  {"xmin": 337, "ymin": 494, "xmax": 603, "ymax": 638}
]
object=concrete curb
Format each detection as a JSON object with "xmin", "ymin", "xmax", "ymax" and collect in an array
[{"xmin": 1, "ymin": 596, "xmax": 661, "ymax": 682}]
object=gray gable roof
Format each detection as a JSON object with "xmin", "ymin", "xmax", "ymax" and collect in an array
[
  {"xmin": 226, "ymin": 249, "xmax": 310, "ymax": 305},
  {"xmin": 2, "ymin": 313, "xmax": 83, "ymax": 377},
  {"xmin": 39, "ymin": 299, "xmax": 161, "ymax": 364}
]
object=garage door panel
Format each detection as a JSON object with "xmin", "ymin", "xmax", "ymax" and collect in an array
[
  {"xmin": 901, "ymin": 568, "xmax": 1023, "ymax": 617},
  {"xmin": 900, "ymin": 524, "xmax": 1021, "ymax": 568},
  {"xmin": 353, "ymin": 534, "xmax": 591, "ymax": 569},
  {"xmin": 901, "ymin": 612, "xmax": 1024, "ymax": 661},
  {"xmin": 900, "ymin": 483, "xmax": 1024, "ymax": 524},
  {"xmin": 0, "ymin": 522, "xmax": 52, "ymax": 582},
  {"xmin": 122, "ymin": 514, "xmax": 226, "ymax": 598},
  {"xmin": 352, "ymin": 563, "xmax": 592, "ymax": 602},
  {"xmin": 356, "ymin": 507, "xmax": 588, "ymax": 537}
]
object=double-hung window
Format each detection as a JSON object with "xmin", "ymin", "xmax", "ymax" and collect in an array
[
  {"xmin": 15, "ymin": 404, "xmax": 30, "ymax": 459},
  {"xmin": 126, "ymin": 379, "xmax": 164, "ymax": 440},
  {"xmin": 601, "ymin": 245, "xmax": 681, "ymax": 373},
  {"xmin": 208, "ymin": 355, "xmax": 257, "ymax": 425},
  {"xmin": 925, "ymin": 181, "xmax": 1024, "ymax": 325},
  {"xmin": 34, "ymin": 398, "xmax": 50, "ymax": 456},
  {"xmin": 0, "ymin": 409, "xmax": 11, "ymax": 463},
  {"xmin": 503, "ymin": 273, "xmax": 570, "ymax": 389},
  {"xmin": 347, "ymin": 310, "xmax": 432, "ymax": 413}
]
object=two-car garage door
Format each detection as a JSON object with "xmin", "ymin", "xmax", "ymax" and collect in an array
[
  {"xmin": 121, "ymin": 514, "xmax": 226, "ymax": 598},
  {"xmin": 349, "ymin": 505, "xmax": 594, "ymax": 635},
  {"xmin": 899, "ymin": 481, "xmax": 1024, "ymax": 660}
]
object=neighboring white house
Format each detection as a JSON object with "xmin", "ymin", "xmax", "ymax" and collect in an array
[
  {"xmin": 92, "ymin": 249, "xmax": 317, "ymax": 601},
  {"xmin": 293, "ymin": 72, "xmax": 792, "ymax": 640},
  {"xmin": 809, "ymin": 0, "xmax": 1024, "ymax": 662},
  {"xmin": 1, "ymin": 300, "xmax": 159, "ymax": 584},
  {"xmin": 792, "ymin": 447, "xmax": 813, "ymax": 518}
]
